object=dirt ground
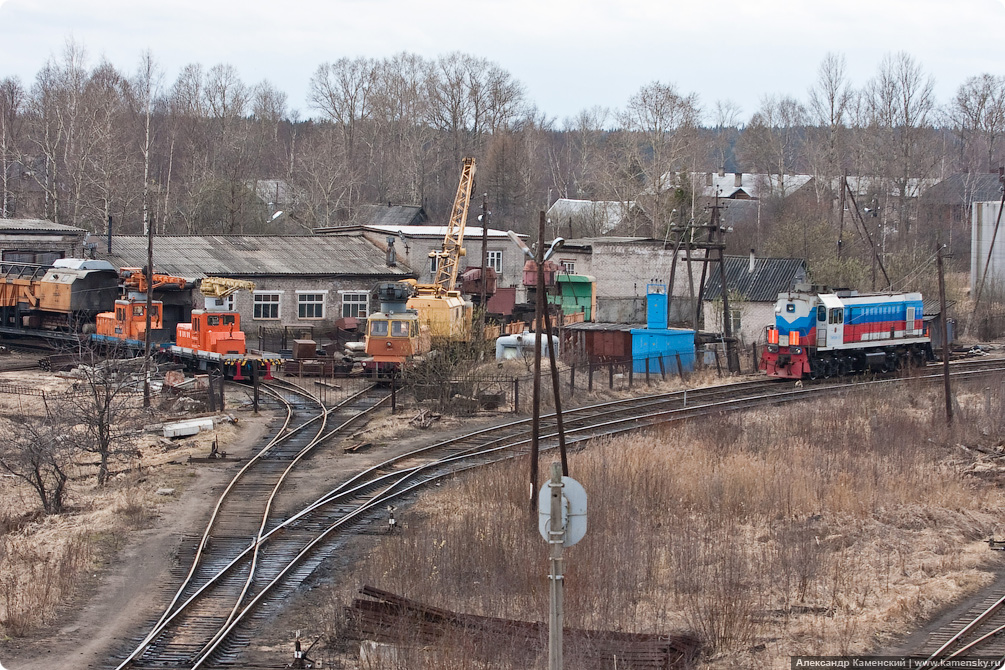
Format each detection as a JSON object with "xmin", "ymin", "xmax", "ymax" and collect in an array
[
  {"xmin": 0, "ymin": 357, "xmax": 519, "ymax": 670},
  {"xmin": 0, "ymin": 359, "xmax": 277, "ymax": 670},
  {"xmin": 3, "ymin": 350, "xmax": 1005, "ymax": 669}
]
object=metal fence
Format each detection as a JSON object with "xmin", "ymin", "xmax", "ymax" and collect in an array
[{"xmin": 395, "ymin": 342, "xmax": 763, "ymax": 416}]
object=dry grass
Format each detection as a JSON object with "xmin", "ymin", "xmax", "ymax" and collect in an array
[
  {"xmin": 0, "ymin": 368, "xmax": 247, "ymax": 640},
  {"xmin": 315, "ymin": 375, "xmax": 1005, "ymax": 669}
]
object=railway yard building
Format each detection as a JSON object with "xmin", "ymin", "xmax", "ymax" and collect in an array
[
  {"xmin": 0, "ymin": 217, "xmax": 86, "ymax": 264},
  {"xmin": 701, "ymin": 253, "xmax": 807, "ymax": 346},
  {"xmin": 94, "ymin": 233, "xmax": 413, "ymax": 344}
]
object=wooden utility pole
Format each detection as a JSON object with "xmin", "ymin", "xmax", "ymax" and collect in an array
[
  {"xmin": 479, "ymin": 194, "xmax": 489, "ymax": 337},
  {"xmin": 542, "ymin": 291, "xmax": 569, "ymax": 476},
  {"xmin": 531, "ymin": 212, "xmax": 545, "ymax": 511},
  {"xmin": 142, "ymin": 67, "xmax": 154, "ymax": 409},
  {"xmin": 937, "ymin": 243, "xmax": 953, "ymax": 425},
  {"xmin": 843, "ymin": 181, "xmax": 891, "ymax": 290}
]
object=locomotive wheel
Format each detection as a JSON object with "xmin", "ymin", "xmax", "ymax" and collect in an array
[{"xmin": 838, "ymin": 358, "xmax": 851, "ymax": 376}]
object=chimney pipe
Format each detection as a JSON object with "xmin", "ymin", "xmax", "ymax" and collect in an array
[
  {"xmin": 735, "ymin": 173, "xmax": 742, "ymax": 188},
  {"xmin": 107, "ymin": 215, "xmax": 112, "ymax": 254},
  {"xmin": 749, "ymin": 249, "xmax": 755, "ymax": 274},
  {"xmin": 705, "ymin": 172, "xmax": 713, "ymax": 187},
  {"xmin": 385, "ymin": 236, "xmax": 397, "ymax": 267},
  {"xmin": 718, "ymin": 166, "xmax": 725, "ymax": 178}
]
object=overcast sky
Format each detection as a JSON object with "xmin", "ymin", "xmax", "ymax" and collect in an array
[{"xmin": 2, "ymin": 0, "xmax": 1005, "ymax": 124}]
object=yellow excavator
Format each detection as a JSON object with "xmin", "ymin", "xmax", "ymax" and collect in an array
[{"xmin": 405, "ymin": 157, "xmax": 475, "ymax": 341}]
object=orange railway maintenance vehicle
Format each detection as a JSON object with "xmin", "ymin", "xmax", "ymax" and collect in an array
[
  {"xmin": 95, "ymin": 267, "xmax": 190, "ymax": 345},
  {"xmin": 362, "ymin": 281, "xmax": 432, "ymax": 372},
  {"xmin": 170, "ymin": 277, "xmax": 279, "ymax": 378}
]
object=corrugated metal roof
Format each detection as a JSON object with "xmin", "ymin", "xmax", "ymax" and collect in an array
[
  {"xmin": 921, "ymin": 173, "xmax": 1003, "ymax": 205},
  {"xmin": 364, "ymin": 225, "xmax": 512, "ymax": 239},
  {"xmin": 703, "ymin": 256, "xmax": 807, "ymax": 302},
  {"xmin": 562, "ymin": 236, "xmax": 660, "ymax": 246},
  {"xmin": 0, "ymin": 218, "xmax": 84, "ymax": 233},
  {"xmin": 97, "ymin": 235, "xmax": 411, "ymax": 280},
  {"xmin": 564, "ymin": 322, "xmax": 639, "ymax": 332},
  {"xmin": 357, "ymin": 204, "xmax": 429, "ymax": 227}
]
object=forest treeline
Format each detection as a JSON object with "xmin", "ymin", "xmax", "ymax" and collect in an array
[{"xmin": 1, "ymin": 40, "xmax": 1003, "ymax": 284}]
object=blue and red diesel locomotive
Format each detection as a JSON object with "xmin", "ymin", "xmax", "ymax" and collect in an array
[{"xmin": 760, "ymin": 284, "xmax": 932, "ymax": 379}]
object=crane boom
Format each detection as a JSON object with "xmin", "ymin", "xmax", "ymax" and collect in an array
[
  {"xmin": 429, "ymin": 157, "xmax": 476, "ymax": 295},
  {"xmin": 199, "ymin": 277, "xmax": 256, "ymax": 299},
  {"xmin": 119, "ymin": 267, "xmax": 190, "ymax": 292}
]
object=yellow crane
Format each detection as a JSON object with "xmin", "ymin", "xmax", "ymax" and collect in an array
[
  {"xmin": 406, "ymin": 157, "xmax": 476, "ymax": 341},
  {"xmin": 199, "ymin": 277, "xmax": 256, "ymax": 300},
  {"xmin": 197, "ymin": 276, "xmax": 256, "ymax": 312}
]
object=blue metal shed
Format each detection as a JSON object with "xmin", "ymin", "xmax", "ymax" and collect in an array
[{"xmin": 630, "ymin": 327, "xmax": 696, "ymax": 374}]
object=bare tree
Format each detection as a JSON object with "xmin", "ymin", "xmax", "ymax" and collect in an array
[
  {"xmin": 308, "ymin": 56, "xmax": 376, "ymax": 219},
  {"xmin": 290, "ymin": 125, "xmax": 353, "ymax": 229},
  {"xmin": 64, "ymin": 351, "xmax": 146, "ymax": 487},
  {"xmin": 548, "ymin": 106, "xmax": 611, "ymax": 205},
  {"xmin": 710, "ymin": 99, "xmax": 742, "ymax": 172},
  {"xmin": 25, "ymin": 38, "xmax": 92, "ymax": 226},
  {"xmin": 0, "ymin": 401, "xmax": 77, "ymax": 514},
  {"xmin": 806, "ymin": 53, "xmax": 853, "ymax": 199},
  {"xmin": 0, "ymin": 77, "xmax": 25, "ymax": 218},
  {"xmin": 618, "ymin": 81, "xmax": 701, "ymax": 237},
  {"xmin": 368, "ymin": 53, "xmax": 435, "ymax": 205},
  {"xmin": 736, "ymin": 95, "xmax": 807, "ymax": 195},
  {"xmin": 951, "ymin": 73, "xmax": 1005, "ymax": 173},
  {"xmin": 862, "ymin": 51, "xmax": 938, "ymax": 240}
]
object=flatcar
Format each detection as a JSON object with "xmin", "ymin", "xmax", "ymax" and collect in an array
[{"xmin": 760, "ymin": 284, "xmax": 932, "ymax": 379}]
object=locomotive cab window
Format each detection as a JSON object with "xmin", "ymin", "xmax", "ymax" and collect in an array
[
  {"xmin": 391, "ymin": 320, "xmax": 409, "ymax": 337},
  {"xmin": 370, "ymin": 320, "xmax": 389, "ymax": 337},
  {"xmin": 222, "ymin": 315, "xmax": 236, "ymax": 325},
  {"xmin": 829, "ymin": 308, "xmax": 843, "ymax": 324},
  {"xmin": 817, "ymin": 306, "xmax": 826, "ymax": 321},
  {"xmin": 133, "ymin": 305, "xmax": 144, "ymax": 316},
  {"xmin": 208, "ymin": 315, "xmax": 220, "ymax": 326}
]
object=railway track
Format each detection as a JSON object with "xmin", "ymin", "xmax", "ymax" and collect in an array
[
  {"xmin": 109, "ymin": 358, "xmax": 1005, "ymax": 669},
  {"xmin": 914, "ymin": 588, "xmax": 1005, "ymax": 665},
  {"xmin": 112, "ymin": 378, "xmax": 389, "ymax": 669}
]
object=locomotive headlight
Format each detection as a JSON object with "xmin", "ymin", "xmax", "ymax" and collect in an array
[
  {"xmin": 767, "ymin": 344, "xmax": 779, "ymax": 353},
  {"xmin": 386, "ymin": 341, "xmax": 393, "ymax": 349},
  {"xmin": 790, "ymin": 346, "xmax": 803, "ymax": 355}
]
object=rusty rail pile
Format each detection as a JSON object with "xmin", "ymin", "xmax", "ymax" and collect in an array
[{"xmin": 347, "ymin": 586, "xmax": 701, "ymax": 669}]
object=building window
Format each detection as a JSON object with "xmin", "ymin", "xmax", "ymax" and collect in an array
[
  {"xmin": 341, "ymin": 292, "xmax": 369, "ymax": 318},
  {"xmin": 429, "ymin": 254, "xmax": 439, "ymax": 278},
  {"xmin": 297, "ymin": 292, "xmax": 326, "ymax": 319},
  {"xmin": 730, "ymin": 309, "xmax": 741, "ymax": 334},
  {"xmin": 253, "ymin": 292, "xmax": 281, "ymax": 320},
  {"xmin": 2, "ymin": 250, "xmax": 62, "ymax": 265},
  {"xmin": 487, "ymin": 250, "xmax": 503, "ymax": 273},
  {"xmin": 560, "ymin": 259, "xmax": 576, "ymax": 274}
]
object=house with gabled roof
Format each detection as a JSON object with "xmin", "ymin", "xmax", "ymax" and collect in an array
[
  {"xmin": 545, "ymin": 199, "xmax": 647, "ymax": 236},
  {"xmin": 354, "ymin": 204, "xmax": 430, "ymax": 228},
  {"xmin": 702, "ymin": 252, "xmax": 808, "ymax": 346}
]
